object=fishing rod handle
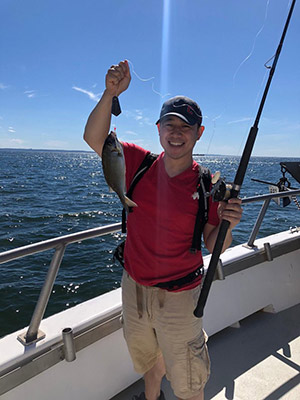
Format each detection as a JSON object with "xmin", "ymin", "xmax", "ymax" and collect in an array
[
  {"xmin": 194, "ymin": 219, "xmax": 231, "ymax": 318},
  {"xmin": 233, "ymin": 126, "xmax": 258, "ymax": 188}
]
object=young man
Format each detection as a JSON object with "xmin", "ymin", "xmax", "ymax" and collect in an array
[{"xmin": 84, "ymin": 60, "xmax": 243, "ymax": 400}]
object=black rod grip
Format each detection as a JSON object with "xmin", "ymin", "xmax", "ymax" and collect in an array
[
  {"xmin": 194, "ymin": 219, "xmax": 230, "ymax": 318},
  {"xmin": 234, "ymin": 126, "xmax": 258, "ymax": 187}
]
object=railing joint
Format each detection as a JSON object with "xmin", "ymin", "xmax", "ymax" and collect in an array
[{"xmin": 17, "ymin": 329, "xmax": 46, "ymax": 346}]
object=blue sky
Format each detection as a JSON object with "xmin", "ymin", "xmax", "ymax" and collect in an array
[{"xmin": 1, "ymin": 0, "xmax": 299, "ymax": 156}]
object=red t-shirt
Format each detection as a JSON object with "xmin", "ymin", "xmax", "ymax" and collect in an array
[{"xmin": 122, "ymin": 142, "xmax": 219, "ymax": 291}]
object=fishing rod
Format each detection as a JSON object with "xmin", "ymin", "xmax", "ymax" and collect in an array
[{"xmin": 194, "ymin": 0, "xmax": 297, "ymax": 318}]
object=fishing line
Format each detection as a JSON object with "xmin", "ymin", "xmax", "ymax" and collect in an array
[
  {"xmin": 236, "ymin": 0, "xmax": 293, "ymax": 157},
  {"xmin": 232, "ymin": 0, "xmax": 270, "ymax": 85},
  {"xmin": 204, "ymin": 0, "xmax": 271, "ymax": 156},
  {"xmin": 236, "ymin": 67, "xmax": 269, "ymax": 156},
  {"xmin": 112, "ymin": 60, "xmax": 171, "ymax": 134},
  {"xmin": 203, "ymin": 114, "xmax": 221, "ymax": 156},
  {"xmin": 127, "ymin": 59, "xmax": 171, "ymax": 99}
]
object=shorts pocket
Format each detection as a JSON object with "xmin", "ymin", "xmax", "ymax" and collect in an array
[{"xmin": 187, "ymin": 335, "xmax": 210, "ymax": 391}]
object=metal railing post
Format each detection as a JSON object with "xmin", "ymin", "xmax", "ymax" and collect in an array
[
  {"xmin": 246, "ymin": 198, "xmax": 271, "ymax": 247},
  {"xmin": 18, "ymin": 245, "xmax": 66, "ymax": 345}
]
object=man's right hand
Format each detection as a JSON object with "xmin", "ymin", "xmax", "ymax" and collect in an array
[
  {"xmin": 84, "ymin": 59, "xmax": 131, "ymax": 157},
  {"xmin": 105, "ymin": 60, "xmax": 131, "ymax": 97}
]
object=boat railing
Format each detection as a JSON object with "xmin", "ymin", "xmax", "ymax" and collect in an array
[
  {"xmin": 241, "ymin": 188, "xmax": 300, "ymax": 247},
  {"xmin": 0, "ymin": 223, "xmax": 121, "ymax": 345},
  {"xmin": 0, "ymin": 189, "xmax": 299, "ymax": 346}
]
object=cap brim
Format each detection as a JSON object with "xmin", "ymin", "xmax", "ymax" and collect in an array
[{"xmin": 156, "ymin": 112, "xmax": 194, "ymax": 125}]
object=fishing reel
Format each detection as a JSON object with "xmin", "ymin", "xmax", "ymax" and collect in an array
[{"xmin": 208, "ymin": 171, "xmax": 234, "ymax": 202}]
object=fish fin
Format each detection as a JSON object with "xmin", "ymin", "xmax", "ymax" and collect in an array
[{"xmin": 124, "ymin": 196, "xmax": 138, "ymax": 208}]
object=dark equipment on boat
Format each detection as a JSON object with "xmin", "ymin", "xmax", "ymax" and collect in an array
[
  {"xmin": 194, "ymin": 0, "xmax": 297, "ymax": 318},
  {"xmin": 280, "ymin": 162, "xmax": 300, "ymax": 184},
  {"xmin": 251, "ymin": 161, "xmax": 300, "ymax": 209}
]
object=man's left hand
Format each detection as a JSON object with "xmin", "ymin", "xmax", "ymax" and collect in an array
[{"xmin": 217, "ymin": 198, "xmax": 243, "ymax": 230}]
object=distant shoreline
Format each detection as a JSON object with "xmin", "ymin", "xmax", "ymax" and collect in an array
[{"xmin": 0, "ymin": 148, "xmax": 93, "ymax": 154}]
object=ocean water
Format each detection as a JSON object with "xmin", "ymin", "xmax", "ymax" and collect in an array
[{"xmin": 0, "ymin": 149, "xmax": 299, "ymax": 338}]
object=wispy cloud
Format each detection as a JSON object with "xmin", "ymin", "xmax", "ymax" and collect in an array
[
  {"xmin": 0, "ymin": 83, "xmax": 9, "ymax": 90},
  {"xmin": 227, "ymin": 117, "xmax": 252, "ymax": 125},
  {"xmin": 72, "ymin": 86, "xmax": 102, "ymax": 102},
  {"xmin": 123, "ymin": 109, "xmax": 153, "ymax": 126},
  {"xmin": 24, "ymin": 90, "xmax": 36, "ymax": 98},
  {"xmin": 8, "ymin": 127, "xmax": 16, "ymax": 133}
]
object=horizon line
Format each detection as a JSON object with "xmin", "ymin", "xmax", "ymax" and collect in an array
[{"xmin": 0, "ymin": 147, "xmax": 299, "ymax": 159}]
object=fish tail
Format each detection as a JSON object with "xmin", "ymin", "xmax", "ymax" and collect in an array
[{"xmin": 124, "ymin": 196, "xmax": 138, "ymax": 208}]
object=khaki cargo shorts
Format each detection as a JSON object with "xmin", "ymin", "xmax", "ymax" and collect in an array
[{"xmin": 121, "ymin": 272, "xmax": 210, "ymax": 399}]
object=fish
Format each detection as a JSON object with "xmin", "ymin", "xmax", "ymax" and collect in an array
[{"xmin": 101, "ymin": 131, "xmax": 137, "ymax": 211}]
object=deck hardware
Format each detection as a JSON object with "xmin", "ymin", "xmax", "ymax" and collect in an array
[
  {"xmin": 214, "ymin": 259, "xmax": 225, "ymax": 281},
  {"xmin": 290, "ymin": 226, "xmax": 300, "ymax": 233},
  {"xmin": 242, "ymin": 242, "xmax": 257, "ymax": 250},
  {"xmin": 292, "ymin": 195, "xmax": 300, "ymax": 210},
  {"xmin": 264, "ymin": 243, "xmax": 273, "ymax": 261},
  {"xmin": 262, "ymin": 304, "xmax": 276, "ymax": 313},
  {"xmin": 230, "ymin": 321, "xmax": 241, "ymax": 329},
  {"xmin": 62, "ymin": 328, "xmax": 76, "ymax": 362},
  {"xmin": 17, "ymin": 329, "xmax": 46, "ymax": 346}
]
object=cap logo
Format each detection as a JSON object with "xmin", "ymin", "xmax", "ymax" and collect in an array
[
  {"xmin": 187, "ymin": 106, "xmax": 193, "ymax": 115},
  {"xmin": 156, "ymin": 96, "xmax": 202, "ymax": 126}
]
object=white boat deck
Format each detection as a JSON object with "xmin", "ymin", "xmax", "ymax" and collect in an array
[{"xmin": 111, "ymin": 304, "xmax": 300, "ymax": 400}]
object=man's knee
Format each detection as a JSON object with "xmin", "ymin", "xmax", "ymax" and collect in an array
[{"xmin": 144, "ymin": 354, "xmax": 166, "ymax": 382}]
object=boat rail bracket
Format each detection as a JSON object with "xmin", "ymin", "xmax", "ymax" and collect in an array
[
  {"xmin": 264, "ymin": 242, "xmax": 273, "ymax": 262},
  {"xmin": 62, "ymin": 327, "xmax": 76, "ymax": 362},
  {"xmin": 243, "ymin": 242, "xmax": 258, "ymax": 250},
  {"xmin": 290, "ymin": 226, "xmax": 300, "ymax": 233},
  {"xmin": 214, "ymin": 259, "xmax": 225, "ymax": 281},
  {"xmin": 17, "ymin": 329, "xmax": 46, "ymax": 346}
]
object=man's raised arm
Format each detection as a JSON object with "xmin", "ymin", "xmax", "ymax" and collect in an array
[{"xmin": 83, "ymin": 60, "xmax": 131, "ymax": 157}]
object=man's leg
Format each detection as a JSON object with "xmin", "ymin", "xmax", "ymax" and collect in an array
[
  {"xmin": 153, "ymin": 286, "xmax": 210, "ymax": 400},
  {"xmin": 144, "ymin": 353, "xmax": 166, "ymax": 400},
  {"xmin": 122, "ymin": 273, "xmax": 165, "ymax": 399}
]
